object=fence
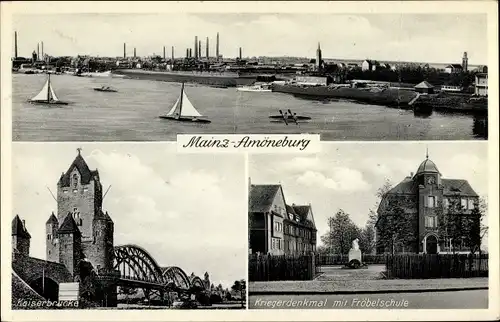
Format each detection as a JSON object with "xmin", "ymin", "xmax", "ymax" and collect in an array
[
  {"xmin": 315, "ymin": 254, "xmax": 387, "ymax": 266},
  {"xmin": 385, "ymin": 253, "xmax": 489, "ymax": 279},
  {"xmin": 248, "ymin": 254, "xmax": 316, "ymax": 281}
]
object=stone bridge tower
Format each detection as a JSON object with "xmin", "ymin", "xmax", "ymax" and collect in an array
[{"xmin": 46, "ymin": 149, "xmax": 114, "ymax": 275}]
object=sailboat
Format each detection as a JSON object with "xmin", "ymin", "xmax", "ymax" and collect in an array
[
  {"xmin": 159, "ymin": 83, "xmax": 211, "ymax": 123},
  {"xmin": 28, "ymin": 74, "xmax": 68, "ymax": 105}
]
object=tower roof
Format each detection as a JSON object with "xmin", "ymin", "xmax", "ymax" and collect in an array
[
  {"xmin": 58, "ymin": 214, "xmax": 81, "ymax": 236},
  {"xmin": 415, "ymin": 158, "xmax": 440, "ymax": 176},
  {"xmin": 58, "ymin": 150, "xmax": 99, "ymax": 187},
  {"xmin": 46, "ymin": 212, "xmax": 58, "ymax": 225},
  {"xmin": 12, "ymin": 215, "xmax": 31, "ymax": 238}
]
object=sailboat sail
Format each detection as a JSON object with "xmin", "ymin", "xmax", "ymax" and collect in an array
[
  {"xmin": 165, "ymin": 88, "xmax": 203, "ymax": 117},
  {"xmin": 31, "ymin": 79, "xmax": 50, "ymax": 101},
  {"xmin": 30, "ymin": 78, "xmax": 60, "ymax": 102},
  {"xmin": 179, "ymin": 91, "xmax": 203, "ymax": 117},
  {"xmin": 166, "ymin": 96, "xmax": 181, "ymax": 116}
]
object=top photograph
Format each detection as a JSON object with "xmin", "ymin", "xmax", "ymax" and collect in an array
[{"xmin": 11, "ymin": 13, "xmax": 488, "ymax": 142}]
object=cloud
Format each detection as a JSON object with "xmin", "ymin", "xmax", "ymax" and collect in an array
[{"xmin": 296, "ymin": 167, "xmax": 371, "ymax": 192}]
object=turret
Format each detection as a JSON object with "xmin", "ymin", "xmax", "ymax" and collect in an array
[
  {"xmin": 58, "ymin": 213, "xmax": 82, "ymax": 279},
  {"xmin": 46, "ymin": 212, "xmax": 59, "ymax": 262},
  {"xmin": 89, "ymin": 210, "xmax": 114, "ymax": 273},
  {"xmin": 12, "ymin": 215, "xmax": 31, "ymax": 256}
]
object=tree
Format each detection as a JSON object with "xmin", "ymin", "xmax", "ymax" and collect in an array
[
  {"xmin": 118, "ymin": 286, "xmax": 138, "ymax": 304},
  {"xmin": 321, "ymin": 209, "xmax": 360, "ymax": 254},
  {"xmin": 437, "ymin": 198, "xmax": 467, "ymax": 254},
  {"xmin": 367, "ymin": 179, "xmax": 393, "ymax": 227},
  {"xmin": 231, "ymin": 280, "xmax": 246, "ymax": 308},
  {"xmin": 376, "ymin": 196, "xmax": 417, "ymax": 254},
  {"xmin": 358, "ymin": 224, "xmax": 376, "ymax": 254}
]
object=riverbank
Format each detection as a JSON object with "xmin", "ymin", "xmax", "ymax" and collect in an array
[{"xmin": 113, "ymin": 69, "xmax": 257, "ymax": 87}]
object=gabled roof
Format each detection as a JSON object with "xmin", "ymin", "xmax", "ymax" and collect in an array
[
  {"xmin": 249, "ymin": 184, "xmax": 282, "ymax": 213},
  {"xmin": 292, "ymin": 204, "xmax": 316, "ymax": 229},
  {"xmin": 58, "ymin": 153, "xmax": 99, "ymax": 187},
  {"xmin": 94, "ymin": 209, "xmax": 113, "ymax": 222},
  {"xmin": 446, "ymin": 64, "xmax": 463, "ymax": 69},
  {"xmin": 46, "ymin": 212, "xmax": 58, "ymax": 225},
  {"xmin": 442, "ymin": 179, "xmax": 478, "ymax": 197},
  {"xmin": 386, "ymin": 176, "xmax": 417, "ymax": 195},
  {"xmin": 12, "ymin": 215, "xmax": 31, "ymax": 238},
  {"xmin": 415, "ymin": 81, "xmax": 434, "ymax": 89},
  {"xmin": 58, "ymin": 213, "xmax": 81, "ymax": 236}
]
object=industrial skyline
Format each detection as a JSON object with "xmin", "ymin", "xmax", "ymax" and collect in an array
[{"xmin": 12, "ymin": 13, "xmax": 488, "ymax": 65}]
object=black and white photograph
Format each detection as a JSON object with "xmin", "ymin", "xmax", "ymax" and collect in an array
[
  {"xmin": 248, "ymin": 142, "xmax": 489, "ymax": 309},
  {"xmin": 10, "ymin": 144, "xmax": 247, "ymax": 309},
  {"xmin": 11, "ymin": 13, "xmax": 488, "ymax": 141}
]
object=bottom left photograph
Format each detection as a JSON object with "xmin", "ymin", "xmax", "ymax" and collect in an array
[{"xmin": 10, "ymin": 143, "xmax": 247, "ymax": 310}]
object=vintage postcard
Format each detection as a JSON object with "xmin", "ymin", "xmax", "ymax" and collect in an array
[{"xmin": 1, "ymin": 1, "xmax": 499, "ymax": 322}]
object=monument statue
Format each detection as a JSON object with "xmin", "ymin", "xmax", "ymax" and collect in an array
[{"xmin": 352, "ymin": 238, "xmax": 359, "ymax": 251}]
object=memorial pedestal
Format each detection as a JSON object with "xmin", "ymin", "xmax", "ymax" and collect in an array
[{"xmin": 348, "ymin": 249, "xmax": 362, "ymax": 268}]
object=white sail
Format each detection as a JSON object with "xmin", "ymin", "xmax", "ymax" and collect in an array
[
  {"xmin": 50, "ymin": 85, "xmax": 59, "ymax": 101},
  {"xmin": 166, "ymin": 96, "xmax": 181, "ymax": 116},
  {"xmin": 31, "ymin": 79, "xmax": 50, "ymax": 101},
  {"xmin": 179, "ymin": 91, "xmax": 203, "ymax": 117}
]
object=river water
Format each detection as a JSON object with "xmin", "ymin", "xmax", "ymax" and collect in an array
[{"xmin": 12, "ymin": 74, "xmax": 487, "ymax": 141}]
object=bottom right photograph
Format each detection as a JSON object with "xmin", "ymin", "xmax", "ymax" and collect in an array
[{"xmin": 247, "ymin": 142, "xmax": 489, "ymax": 309}]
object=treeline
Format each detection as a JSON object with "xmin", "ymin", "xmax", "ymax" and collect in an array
[{"xmin": 322, "ymin": 64, "xmax": 480, "ymax": 87}]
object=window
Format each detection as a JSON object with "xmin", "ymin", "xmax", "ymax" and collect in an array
[
  {"xmin": 47, "ymin": 234, "xmax": 52, "ymax": 240},
  {"xmin": 468, "ymin": 199, "xmax": 475, "ymax": 210},
  {"xmin": 427, "ymin": 196, "xmax": 436, "ymax": 208},
  {"xmin": 461, "ymin": 198, "xmax": 467, "ymax": 209},
  {"xmin": 425, "ymin": 216, "xmax": 437, "ymax": 228},
  {"xmin": 72, "ymin": 174, "xmax": 78, "ymax": 188}
]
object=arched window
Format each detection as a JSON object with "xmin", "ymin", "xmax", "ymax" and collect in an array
[{"xmin": 72, "ymin": 173, "xmax": 78, "ymax": 188}]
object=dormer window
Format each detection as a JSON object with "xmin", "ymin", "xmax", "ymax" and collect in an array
[{"xmin": 72, "ymin": 174, "xmax": 78, "ymax": 188}]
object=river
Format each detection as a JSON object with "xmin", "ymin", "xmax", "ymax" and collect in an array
[{"xmin": 12, "ymin": 74, "xmax": 487, "ymax": 141}]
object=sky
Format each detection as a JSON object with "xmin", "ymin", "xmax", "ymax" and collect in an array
[
  {"xmin": 11, "ymin": 143, "xmax": 246, "ymax": 289},
  {"xmin": 249, "ymin": 142, "xmax": 489, "ymax": 247},
  {"xmin": 12, "ymin": 13, "xmax": 487, "ymax": 64}
]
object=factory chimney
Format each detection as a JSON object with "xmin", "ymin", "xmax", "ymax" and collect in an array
[
  {"xmin": 37, "ymin": 43, "xmax": 40, "ymax": 61},
  {"xmin": 206, "ymin": 37, "xmax": 209, "ymax": 59},
  {"xmin": 172, "ymin": 46, "xmax": 175, "ymax": 62},
  {"xmin": 462, "ymin": 52, "xmax": 468, "ymax": 72},
  {"xmin": 194, "ymin": 36, "xmax": 198, "ymax": 59},
  {"xmin": 198, "ymin": 40, "xmax": 201, "ymax": 60},
  {"xmin": 186, "ymin": 48, "xmax": 189, "ymax": 58},
  {"xmin": 216, "ymin": 32, "xmax": 219, "ymax": 61},
  {"xmin": 41, "ymin": 41, "xmax": 44, "ymax": 60},
  {"xmin": 123, "ymin": 43, "xmax": 126, "ymax": 58},
  {"xmin": 189, "ymin": 48, "xmax": 192, "ymax": 58},
  {"xmin": 239, "ymin": 47, "xmax": 242, "ymax": 60},
  {"xmin": 134, "ymin": 47, "xmax": 136, "ymax": 58},
  {"xmin": 14, "ymin": 31, "xmax": 18, "ymax": 59},
  {"xmin": 163, "ymin": 46, "xmax": 166, "ymax": 60}
]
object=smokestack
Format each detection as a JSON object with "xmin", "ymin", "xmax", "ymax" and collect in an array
[
  {"xmin": 239, "ymin": 47, "xmax": 242, "ymax": 60},
  {"xmin": 134, "ymin": 47, "xmax": 136, "ymax": 58},
  {"xmin": 206, "ymin": 37, "xmax": 209, "ymax": 59},
  {"xmin": 198, "ymin": 40, "xmax": 201, "ymax": 60},
  {"xmin": 216, "ymin": 32, "xmax": 219, "ymax": 61},
  {"xmin": 123, "ymin": 43, "xmax": 126, "ymax": 58},
  {"xmin": 172, "ymin": 46, "xmax": 175, "ymax": 62},
  {"xmin": 194, "ymin": 36, "xmax": 198, "ymax": 59},
  {"xmin": 189, "ymin": 48, "xmax": 192, "ymax": 58},
  {"xmin": 163, "ymin": 46, "xmax": 166, "ymax": 60},
  {"xmin": 37, "ymin": 43, "xmax": 39, "ymax": 61},
  {"xmin": 41, "ymin": 41, "xmax": 44, "ymax": 60},
  {"xmin": 14, "ymin": 31, "xmax": 18, "ymax": 58}
]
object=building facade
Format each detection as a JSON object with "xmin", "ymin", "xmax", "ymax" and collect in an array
[
  {"xmin": 376, "ymin": 156, "xmax": 480, "ymax": 254},
  {"xmin": 474, "ymin": 73, "xmax": 488, "ymax": 96},
  {"xmin": 248, "ymin": 182, "xmax": 317, "ymax": 256}
]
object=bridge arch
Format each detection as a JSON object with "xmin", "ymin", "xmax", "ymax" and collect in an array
[
  {"xmin": 190, "ymin": 276, "xmax": 206, "ymax": 290},
  {"xmin": 162, "ymin": 266, "xmax": 191, "ymax": 290},
  {"xmin": 113, "ymin": 245, "xmax": 164, "ymax": 284}
]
